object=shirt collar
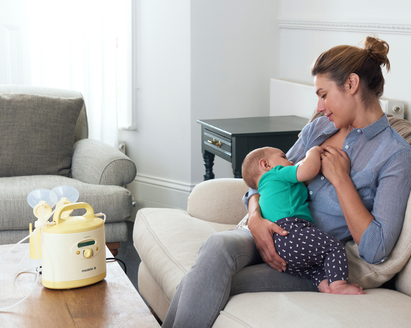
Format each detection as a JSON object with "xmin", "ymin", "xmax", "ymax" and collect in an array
[{"xmin": 360, "ymin": 114, "xmax": 390, "ymax": 140}]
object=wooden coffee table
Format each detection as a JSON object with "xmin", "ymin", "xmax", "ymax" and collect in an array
[{"xmin": 0, "ymin": 244, "xmax": 160, "ymax": 327}]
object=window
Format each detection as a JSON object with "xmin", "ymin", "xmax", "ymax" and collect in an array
[{"xmin": 26, "ymin": 0, "xmax": 136, "ymax": 147}]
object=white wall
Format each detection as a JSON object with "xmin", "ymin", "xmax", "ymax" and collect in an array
[
  {"xmin": 125, "ymin": 0, "xmax": 411, "ymax": 215},
  {"xmin": 121, "ymin": 0, "xmax": 192, "ymax": 212},
  {"xmin": 190, "ymin": 0, "xmax": 279, "ymax": 183},
  {"xmin": 271, "ymin": 0, "xmax": 411, "ymax": 119},
  {"xmin": 123, "ymin": 0, "xmax": 278, "ymax": 214}
]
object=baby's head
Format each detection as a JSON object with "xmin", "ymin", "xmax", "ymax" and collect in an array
[{"xmin": 242, "ymin": 147, "xmax": 293, "ymax": 189}]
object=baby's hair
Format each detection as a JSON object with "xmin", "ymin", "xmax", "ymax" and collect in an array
[
  {"xmin": 242, "ymin": 147, "xmax": 267, "ymax": 190},
  {"xmin": 311, "ymin": 36, "xmax": 390, "ymax": 107}
]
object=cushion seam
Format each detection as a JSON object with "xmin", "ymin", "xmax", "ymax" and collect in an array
[
  {"xmin": 217, "ymin": 311, "xmax": 253, "ymax": 328},
  {"xmin": 135, "ymin": 209, "xmax": 189, "ymax": 275}
]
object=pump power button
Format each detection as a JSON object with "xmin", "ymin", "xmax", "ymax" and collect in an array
[{"xmin": 84, "ymin": 248, "xmax": 93, "ymax": 258}]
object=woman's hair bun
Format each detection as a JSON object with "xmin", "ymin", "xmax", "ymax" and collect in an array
[{"xmin": 363, "ymin": 36, "xmax": 390, "ymax": 72}]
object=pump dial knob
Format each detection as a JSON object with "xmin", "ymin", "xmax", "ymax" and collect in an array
[{"xmin": 84, "ymin": 248, "xmax": 93, "ymax": 258}]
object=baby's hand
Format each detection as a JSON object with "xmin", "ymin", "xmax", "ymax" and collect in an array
[{"xmin": 307, "ymin": 146, "xmax": 324, "ymax": 157}]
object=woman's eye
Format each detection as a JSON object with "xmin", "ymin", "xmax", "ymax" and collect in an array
[{"xmin": 321, "ymin": 94, "xmax": 326, "ymax": 99}]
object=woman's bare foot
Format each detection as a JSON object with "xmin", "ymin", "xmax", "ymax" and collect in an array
[{"xmin": 329, "ymin": 280, "xmax": 365, "ymax": 295}]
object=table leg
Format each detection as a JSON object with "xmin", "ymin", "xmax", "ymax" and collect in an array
[
  {"xmin": 233, "ymin": 169, "xmax": 242, "ymax": 179},
  {"xmin": 203, "ymin": 151, "xmax": 215, "ymax": 180}
]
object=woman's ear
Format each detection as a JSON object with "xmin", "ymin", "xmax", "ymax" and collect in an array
[{"xmin": 346, "ymin": 73, "xmax": 360, "ymax": 95}]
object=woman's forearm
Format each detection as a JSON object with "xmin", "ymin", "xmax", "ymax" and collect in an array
[
  {"xmin": 248, "ymin": 194, "xmax": 262, "ymax": 221},
  {"xmin": 247, "ymin": 194, "xmax": 288, "ymax": 271},
  {"xmin": 333, "ymin": 176, "xmax": 373, "ymax": 245}
]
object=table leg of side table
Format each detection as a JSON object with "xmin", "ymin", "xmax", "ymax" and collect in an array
[
  {"xmin": 203, "ymin": 151, "xmax": 215, "ymax": 180},
  {"xmin": 233, "ymin": 169, "xmax": 242, "ymax": 179}
]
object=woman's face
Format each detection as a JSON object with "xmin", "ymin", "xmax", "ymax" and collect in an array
[{"xmin": 314, "ymin": 74, "xmax": 354, "ymax": 129}]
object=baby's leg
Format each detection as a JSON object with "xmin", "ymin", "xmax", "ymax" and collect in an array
[
  {"xmin": 274, "ymin": 217, "xmax": 364, "ymax": 294},
  {"xmin": 274, "ymin": 218, "xmax": 327, "ymax": 287},
  {"xmin": 321, "ymin": 234, "xmax": 365, "ymax": 295}
]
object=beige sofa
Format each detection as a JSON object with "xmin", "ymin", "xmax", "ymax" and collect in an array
[{"xmin": 134, "ymin": 177, "xmax": 411, "ymax": 327}]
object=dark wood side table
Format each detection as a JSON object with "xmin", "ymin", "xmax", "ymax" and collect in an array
[{"xmin": 197, "ymin": 115, "xmax": 308, "ymax": 180}]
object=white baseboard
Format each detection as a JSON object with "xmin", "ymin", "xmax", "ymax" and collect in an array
[{"xmin": 127, "ymin": 174, "xmax": 196, "ymax": 219}]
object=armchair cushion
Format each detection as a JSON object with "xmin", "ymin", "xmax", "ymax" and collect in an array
[
  {"xmin": 72, "ymin": 139, "xmax": 137, "ymax": 186},
  {"xmin": 0, "ymin": 175, "xmax": 133, "ymax": 231},
  {"xmin": 0, "ymin": 85, "xmax": 84, "ymax": 177}
]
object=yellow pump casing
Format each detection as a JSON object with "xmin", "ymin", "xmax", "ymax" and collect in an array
[{"xmin": 41, "ymin": 202, "xmax": 106, "ymax": 289}]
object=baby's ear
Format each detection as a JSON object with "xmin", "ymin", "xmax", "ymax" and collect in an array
[{"xmin": 259, "ymin": 159, "xmax": 270, "ymax": 170}]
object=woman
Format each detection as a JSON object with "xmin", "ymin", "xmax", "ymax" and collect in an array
[{"xmin": 163, "ymin": 36, "xmax": 411, "ymax": 328}]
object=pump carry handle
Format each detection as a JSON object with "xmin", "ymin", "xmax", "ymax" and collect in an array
[{"xmin": 53, "ymin": 202, "xmax": 95, "ymax": 225}]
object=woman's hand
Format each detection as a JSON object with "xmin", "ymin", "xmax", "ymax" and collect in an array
[
  {"xmin": 320, "ymin": 145, "xmax": 351, "ymax": 184},
  {"xmin": 248, "ymin": 194, "xmax": 288, "ymax": 272},
  {"xmin": 320, "ymin": 144, "xmax": 372, "ymax": 245}
]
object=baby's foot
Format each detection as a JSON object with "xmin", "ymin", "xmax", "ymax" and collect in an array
[
  {"xmin": 329, "ymin": 280, "xmax": 365, "ymax": 295},
  {"xmin": 318, "ymin": 279, "xmax": 331, "ymax": 293}
]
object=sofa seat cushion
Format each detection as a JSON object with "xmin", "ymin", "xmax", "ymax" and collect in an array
[
  {"xmin": 0, "ymin": 86, "xmax": 84, "ymax": 177},
  {"xmin": 213, "ymin": 289, "xmax": 411, "ymax": 328},
  {"xmin": 133, "ymin": 208, "xmax": 236, "ymax": 304},
  {"xmin": 0, "ymin": 176, "xmax": 132, "ymax": 231}
]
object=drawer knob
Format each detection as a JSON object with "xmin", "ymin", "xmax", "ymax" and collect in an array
[{"xmin": 207, "ymin": 139, "xmax": 222, "ymax": 147}]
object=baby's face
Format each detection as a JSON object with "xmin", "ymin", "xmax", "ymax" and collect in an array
[{"xmin": 265, "ymin": 148, "xmax": 293, "ymax": 168}]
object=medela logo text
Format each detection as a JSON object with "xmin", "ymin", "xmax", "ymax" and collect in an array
[{"xmin": 82, "ymin": 267, "xmax": 96, "ymax": 273}]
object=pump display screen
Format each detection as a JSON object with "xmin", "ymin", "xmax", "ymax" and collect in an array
[{"xmin": 78, "ymin": 240, "xmax": 96, "ymax": 248}]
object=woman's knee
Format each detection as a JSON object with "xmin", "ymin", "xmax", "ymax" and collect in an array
[{"xmin": 199, "ymin": 230, "xmax": 257, "ymax": 264}]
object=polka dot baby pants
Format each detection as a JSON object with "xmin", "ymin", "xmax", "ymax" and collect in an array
[{"xmin": 274, "ymin": 217, "xmax": 348, "ymax": 289}]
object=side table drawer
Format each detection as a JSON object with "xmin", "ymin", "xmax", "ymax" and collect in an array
[{"xmin": 203, "ymin": 129, "xmax": 231, "ymax": 161}]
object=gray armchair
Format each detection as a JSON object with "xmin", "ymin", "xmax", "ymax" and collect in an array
[{"xmin": 0, "ymin": 85, "xmax": 136, "ymax": 255}]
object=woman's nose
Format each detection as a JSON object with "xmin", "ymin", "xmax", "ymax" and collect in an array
[{"xmin": 316, "ymin": 99, "xmax": 325, "ymax": 113}]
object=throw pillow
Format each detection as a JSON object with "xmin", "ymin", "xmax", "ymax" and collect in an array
[{"xmin": 0, "ymin": 88, "xmax": 84, "ymax": 177}]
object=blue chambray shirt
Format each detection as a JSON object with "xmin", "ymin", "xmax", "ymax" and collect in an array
[{"xmin": 243, "ymin": 114, "xmax": 411, "ymax": 264}]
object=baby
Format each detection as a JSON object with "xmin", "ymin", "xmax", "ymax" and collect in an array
[{"xmin": 242, "ymin": 146, "xmax": 364, "ymax": 295}]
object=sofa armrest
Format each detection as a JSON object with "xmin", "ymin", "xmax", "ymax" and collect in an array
[
  {"xmin": 72, "ymin": 139, "xmax": 137, "ymax": 186},
  {"xmin": 187, "ymin": 178, "xmax": 249, "ymax": 225}
]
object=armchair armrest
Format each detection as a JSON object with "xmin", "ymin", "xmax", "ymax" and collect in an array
[
  {"xmin": 187, "ymin": 178, "xmax": 249, "ymax": 225},
  {"xmin": 72, "ymin": 139, "xmax": 137, "ymax": 186}
]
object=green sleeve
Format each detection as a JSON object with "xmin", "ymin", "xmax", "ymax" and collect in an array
[{"xmin": 276, "ymin": 165, "xmax": 299, "ymax": 184}]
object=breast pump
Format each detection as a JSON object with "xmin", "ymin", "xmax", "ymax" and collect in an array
[
  {"xmin": 0, "ymin": 185, "xmax": 106, "ymax": 311},
  {"xmin": 27, "ymin": 185, "xmax": 107, "ymax": 289}
]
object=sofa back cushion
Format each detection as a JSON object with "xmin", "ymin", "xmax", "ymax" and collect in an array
[
  {"xmin": 346, "ymin": 191, "xmax": 411, "ymax": 288},
  {"xmin": 0, "ymin": 86, "xmax": 84, "ymax": 177}
]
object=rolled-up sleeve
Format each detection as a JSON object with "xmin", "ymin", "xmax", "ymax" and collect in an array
[
  {"xmin": 242, "ymin": 188, "xmax": 259, "ymax": 211},
  {"xmin": 358, "ymin": 149, "xmax": 411, "ymax": 264}
]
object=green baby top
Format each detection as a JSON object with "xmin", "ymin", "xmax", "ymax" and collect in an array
[{"xmin": 258, "ymin": 165, "xmax": 313, "ymax": 223}]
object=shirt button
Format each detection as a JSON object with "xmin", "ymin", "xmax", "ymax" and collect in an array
[
  {"xmin": 357, "ymin": 129, "xmax": 361, "ymax": 133},
  {"xmin": 309, "ymin": 191, "xmax": 313, "ymax": 195},
  {"xmin": 345, "ymin": 145, "xmax": 349, "ymax": 149},
  {"xmin": 321, "ymin": 176, "xmax": 325, "ymax": 180}
]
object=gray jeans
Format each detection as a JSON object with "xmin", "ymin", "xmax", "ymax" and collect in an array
[{"xmin": 162, "ymin": 228, "xmax": 317, "ymax": 328}]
